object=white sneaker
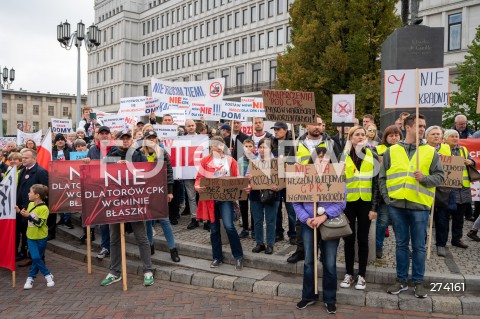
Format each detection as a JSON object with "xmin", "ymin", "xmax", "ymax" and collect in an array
[
  {"xmin": 24, "ymin": 277, "xmax": 34, "ymax": 289},
  {"xmin": 45, "ymin": 274, "xmax": 55, "ymax": 287},
  {"xmin": 340, "ymin": 274, "xmax": 354, "ymax": 288},
  {"xmin": 97, "ymin": 247, "xmax": 110, "ymax": 259},
  {"xmin": 355, "ymin": 275, "xmax": 366, "ymax": 290}
]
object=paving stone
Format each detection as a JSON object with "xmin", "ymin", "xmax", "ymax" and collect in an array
[
  {"xmin": 233, "ymin": 277, "xmax": 256, "ymax": 292},
  {"xmin": 191, "ymin": 272, "xmax": 217, "ymax": 288},
  {"xmin": 365, "ymin": 291, "xmax": 398, "ymax": 309},
  {"xmin": 154, "ymin": 266, "xmax": 176, "ymax": 281},
  {"xmin": 461, "ymin": 296, "xmax": 480, "ymax": 315},
  {"xmin": 252, "ymin": 281, "xmax": 280, "ymax": 296},
  {"xmin": 399, "ymin": 293, "xmax": 432, "ymax": 313},
  {"xmin": 171, "ymin": 269, "xmax": 194, "ymax": 285},
  {"xmin": 214, "ymin": 275, "xmax": 237, "ymax": 290},
  {"xmin": 464, "ymin": 275, "xmax": 480, "ymax": 293},
  {"xmin": 337, "ymin": 287, "xmax": 366, "ymax": 307},
  {"xmin": 277, "ymin": 283, "xmax": 302, "ymax": 299},
  {"xmin": 431, "ymin": 296, "xmax": 462, "ymax": 315}
]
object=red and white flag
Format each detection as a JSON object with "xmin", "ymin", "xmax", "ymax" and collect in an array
[
  {"xmin": 0, "ymin": 167, "xmax": 17, "ymax": 271},
  {"xmin": 37, "ymin": 129, "xmax": 52, "ymax": 172}
]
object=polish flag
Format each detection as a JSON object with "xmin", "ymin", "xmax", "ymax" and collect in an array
[
  {"xmin": 0, "ymin": 167, "xmax": 17, "ymax": 271},
  {"xmin": 37, "ymin": 129, "xmax": 52, "ymax": 171}
]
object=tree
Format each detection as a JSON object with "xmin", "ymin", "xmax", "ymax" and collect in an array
[
  {"xmin": 443, "ymin": 26, "xmax": 480, "ymax": 131},
  {"xmin": 277, "ymin": 0, "xmax": 400, "ymax": 127}
]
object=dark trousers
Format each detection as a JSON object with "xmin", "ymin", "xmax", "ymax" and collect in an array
[
  {"xmin": 47, "ymin": 214, "xmax": 57, "ymax": 238},
  {"xmin": 239, "ymin": 198, "xmax": 249, "ymax": 231},
  {"xmin": 475, "ymin": 202, "xmax": 480, "ymax": 221},
  {"xmin": 168, "ymin": 180, "xmax": 183, "ymax": 221},
  {"xmin": 435, "ymin": 204, "xmax": 466, "ymax": 246},
  {"xmin": 451, "ymin": 203, "xmax": 467, "ymax": 244},
  {"xmin": 294, "ymin": 220, "xmax": 304, "ymax": 254},
  {"xmin": 343, "ymin": 200, "xmax": 371, "ymax": 277},
  {"xmin": 465, "ymin": 202, "xmax": 473, "ymax": 219}
]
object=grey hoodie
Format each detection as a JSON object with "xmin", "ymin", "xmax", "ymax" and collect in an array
[{"xmin": 378, "ymin": 140, "xmax": 444, "ymax": 211}]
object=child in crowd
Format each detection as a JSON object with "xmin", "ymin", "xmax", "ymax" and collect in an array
[{"xmin": 16, "ymin": 184, "xmax": 55, "ymax": 289}]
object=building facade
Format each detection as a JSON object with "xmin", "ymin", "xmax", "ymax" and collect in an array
[
  {"xmin": 90, "ymin": 0, "xmax": 293, "ymax": 112},
  {"xmin": 1, "ymin": 90, "xmax": 86, "ymax": 135}
]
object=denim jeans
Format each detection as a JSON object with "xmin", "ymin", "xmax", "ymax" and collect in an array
[
  {"xmin": 301, "ymin": 223, "xmax": 339, "ymax": 304},
  {"xmin": 388, "ymin": 206, "xmax": 429, "ymax": 282},
  {"xmin": 27, "ymin": 238, "xmax": 50, "ymax": 278},
  {"xmin": 146, "ymin": 219, "xmax": 176, "ymax": 249},
  {"xmin": 59, "ymin": 212, "xmax": 72, "ymax": 222},
  {"xmin": 375, "ymin": 204, "xmax": 390, "ymax": 250},
  {"xmin": 251, "ymin": 200, "xmax": 280, "ymax": 246},
  {"xmin": 100, "ymin": 224, "xmax": 110, "ymax": 250},
  {"xmin": 210, "ymin": 201, "xmax": 243, "ymax": 261},
  {"xmin": 276, "ymin": 189, "xmax": 297, "ymax": 239}
]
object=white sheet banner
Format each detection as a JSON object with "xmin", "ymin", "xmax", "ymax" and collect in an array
[
  {"xmin": 221, "ymin": 101, "xmax": 245, "ymax": 121},
  {"xmin": 153, "ymin": 125, "xmax": 179, "ymax": 138},
  {"xmin": 241, "ymin": 97, "xmax": 266, "ymax": 118},
  {"xmin": 119, "ymin": 96, "xmax": 147, "ymax": 116},
  {"xmin": 52, "ymin": 118, "xmax": 73, "ymax": 134},
  {"xmin": 188, "ymin": 101, "xmax": 221, "ymax": 121},
  {"xmin": 102, "ymin": 114, "xmax": 128, "ymax": 132},
  {"xmin": 17, "ymin": 130, "xmax": 42, "ymax": 146},
  {"xmin": 0, "ymin": 137, "xmax": 17, "ymax": 149},
  {"xmin": 162, "ymin": 135, "xmax": 210, "ymax": 179}
]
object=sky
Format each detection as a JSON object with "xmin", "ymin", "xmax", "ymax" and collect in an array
[{"xmin": 0, "ymin": 1, "xmax": 95, "ymax": 95}]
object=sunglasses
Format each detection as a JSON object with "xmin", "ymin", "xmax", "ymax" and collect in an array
[{"xmin": 367, "ymin": 129, "xmax": 376, "ymax": 132}]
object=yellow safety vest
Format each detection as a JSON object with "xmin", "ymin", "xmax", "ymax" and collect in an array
[
  {"xmin": 437, "ymin": 144, "xmax": 470, "ymax": 188},
  {"xmin": 345, "ymin": 148, "xmax": 374, "ymax": 202},
  {"xmin": 375, "ymin": 144, "xmax": 388, "ymax": 155},
  {"xmin": 297, "ymin": 140, "xmax": 329, "ymax": 164},
  {"xmin": 386, "ymin": 144, "xmax": 436, "ymax": 207},
  {"xmin": 437, "ymin": 143, "xmax": 451, "ymax": 156}
]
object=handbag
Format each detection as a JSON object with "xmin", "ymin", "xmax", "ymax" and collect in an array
[
  {"xmin": 319, "ymin": 212, "xmax": 353, "ymax": 240},
  {"xmin": 260, "ymin": 189, "xmax": 277, "ymax": 204},
  {"xmin": 460, "ymin": 148, "xmax": 480, "ymax": 182}
]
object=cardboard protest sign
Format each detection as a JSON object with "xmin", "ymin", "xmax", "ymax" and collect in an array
[
  {"xmin": 221, "ymin": 101, "xmax": 245, "ymax": 121},
  {"xmin": 248, "ymin": 158, "xmax": 285, "ymax": 190},
  {"xmin": 80, "ymin": 162, "xmax": 168, "ymax": 226},
  {"xmin": 153, "ymin": 125, "xmax": 178, "ymax": 138},
  {"xmin": 199, "ymin": 177, "xmax": 249, "ymax": 201},
  {"xmin": 17, "ymin": 129, "xmax": 42, "ymax": 146},
  {"xmin": 70, "ymin": 151, "xmax": 88, "ymax": 161},
  {"xmin": 286, "ymin": 163, "xmax": 346, "ymax": 202},
  {"xmin": 262, "ymin": 90, "xmax": 316, "ymax": 125},
  {"xmin": 119, "ymin": 96, "xmax": 147, "ymax": 116},
  {"xmin": 439, "ymin": 155, "xmax": 464, "ymax": 188},
  {"xmin": 167, "ymin": 96, "xmax": 190, "ymax": 110},
  {"xmin": 0, "ymin": 137, "xmax": 17, "ymax": 149},
  {"xmin": 241, "ymin": 97, "xmax": 266, "ymax": 118},
  {"xmin": 163, "ymin": 135, "xmax": 209, "ymax": 179},
  {"xmin": 332, "ymin": 95, "xmax": 355, "ymax": 123},
  {"xmin": 51, "ymin": 118, "xmax": 73, "ymax": 134},
  {"xmin": 102, "ymin": 114, "xmax": 127, "ymax": 131},
  {"xmin": 384, "ymin": 67, "xmax": 450, "ymax": 108}
]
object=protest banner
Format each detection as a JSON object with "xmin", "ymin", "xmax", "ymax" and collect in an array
[
  {"xmin": 199, "ymin": 177, "xmax": 249, "ymax": 201},
  {"xmin": 16, "ymin": 129, "xmax": 42, "ymax": 146},
  {"xmin": 119, "ymin": 96, "xmax": 147, "ymax": 116},
  {"xmin": 221, "ymin": 101, "xmax": 245, "ymax": 121},
  {"xmin": 102, "ymin": 114, "xmax": 128, "ymax": 132},
  {"xmin": 0, "ymin": 137, "xmax": 17, "ymax": 149},
  {"xmin": 70, "ymin": 151, "xmax": 88, "ymax": 161},
  {"xmin": 241, "ymin": 121, "xmax": 253, "ymax": 135},
  {"xmin": 332, "ymin": 94, "xmax": 355, "ymax": 123},
  {"xmin": 167, "ymin": 96, "xmax": 190, "ymax": 110},
  {"xmin": 80, "ymin": 162, "xmax": 168, "ymax": 226},
  {"xmin": 51, "ymin": 118, "xmax": 73, "ymax": 134},
  {"xmin": 189, "ymin": 101, "xmax": 221, "ymax": 121},
  {"xmin": 241, "ymin": 97, "xmax": 266, "ymax": 118},
  {"xmin": 153, "ymin": 125, "xmax": 179, "ymax": 138},
  {"xmin": 458, "ymin": 139, "xmax": 480, "ymax": 170},
  {"xmin": 262, "ymin": 90, "xmax": 316, "ymax": 125},
  {"xmin": 163, "ymin": 135, "xmax": 209, "ymax": 179},
  {"xmin": 439, "ymin": 155, "xmax": 464, "ymax": 188},
  {"xmin": 285, "ymin": 163, "xmax": 346, "ymax": 202},
  {"xmin": 0, "ymin": 167, "xmax": 17, "ymax": 276},
  {"xmin": 248, "ymin": 158, "xmax": 285, "ymax": 190},
  {"xmin": 384, "ymin": 67, "xmax": 450, "ymax": 108},
  {"xmin": 168, "ymin": 110, "xmax": 186, "ymax": 126},
  {"xmin": 145, "ymin": 97, "xmax": 160, "ymax": 115}
]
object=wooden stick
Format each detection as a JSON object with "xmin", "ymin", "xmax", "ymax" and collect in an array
[
  {"xmin": 87, "ymin": 225, "xmax": 92, "ymax": 274},
  {"xmin": 313, "ymin": 201, "xmax": 318, "ymax": 293},
  {"xmin": 120, "ymin": 223, "xmax": 128, "ymax": 291},
  {"xmin": 426, "ymin": 200, "xmax": 436, "ymax": 260},
  {"xmin": 230, "ymin": 120, "xmax": 234, "ymax": 150},
  {"xmin": 12, "ymin": 271, "xmax": 15, "ymax": 288},
  {"xmin": 291, "ymin": 125, "xmax": 297, "ymax": 158},
  {"xmin": 415, "ymin": 68, "xmax": 420, "ymax": 195}
]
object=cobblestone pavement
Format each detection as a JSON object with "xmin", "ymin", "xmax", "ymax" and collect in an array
[
  {"xmin": 1, "ymin": 253, "xmax": 477, "ymax": 319},
  {"xmin": 159, "ymin": 211, "xmax": 480, "ymax": 277}
]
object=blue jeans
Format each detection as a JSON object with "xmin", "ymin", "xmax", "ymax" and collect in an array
[
  {"xmin": 59, "ymin": 213, "xmax": 72, "ymax": 222},
  {"xmin": 375, "ymin": 204, "xmax": 390, "ymax": 250},
  {"xmin": 27, "ymin": 238, "xmax": 50, "ymax": 278},
  {"xmin": 100, "ymin": 224, "xmax": 110, "ymax": 250},
  {"xmin": 388, "ymin": 206, "xmax": 429, "ymax": 282},
  {"xmin": 276, "ymin": 189, "xmax": 297, "ymax": 238},
  {"xmin": 301, "ymin": 223, "xmax": 339, "ymax": 303},
  {"xmin": 146, "ymin": 219, "xmax": 176, "ymax": 249},
  {"xmin": 251, "ymin": 200, "xmax": 280, "ymax": 246},
  {"xmin": 210, "ymin": 201, "xmax": 243, "ymax": 261}
]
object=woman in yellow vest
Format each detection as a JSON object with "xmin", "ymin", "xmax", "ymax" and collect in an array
[
  {"xmin": 374, "ymin": 125, "xmax": 402, "ymax": 259},
  {"xmin": 340, "ymin": 126, "xmax": 379, "ymax": 290},
  {"xmin": 437, "ymin": 129, "xmax": 475, "ymax": 250}
]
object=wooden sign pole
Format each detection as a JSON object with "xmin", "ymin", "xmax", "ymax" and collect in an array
[
  {"xmin": 426, "ymin": 201, "xmax": 436, "ymax": 260},
  {"xmin": 313, "ymin": 202, "xmax": 318, "ymax": 293},
  {"xmin": 12, "ymin": 271, "xmax": 15, "ymax": 288},
  {"xmin": 120, "ymin": 223, "xmax": 128, "ymax": 291},
  {"xmin": 415, "ymin": 68, "xmax": 420, "ymax": 195},
  {"xmin": 87, "ymin": 225, "xmax": 92, "ymax": 274}
]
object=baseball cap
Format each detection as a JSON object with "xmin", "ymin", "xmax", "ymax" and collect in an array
[
  {"xmin": 271, "ymin": 122, "xmax": 288, "ymax": 130},
  {"xmin": 144, "ymin": 130, "xmax": 157, "ymax": 138},
  {"xmin": 117, "ymin": 130, "xmax": 132, "ymax": 139},
  {"xmin": 220, "ymin": 124, "xmax": 231, "ymax": 131},
  {"xmin": 98, "ymin": 126, "xmax": 111, "ymax": 134}
]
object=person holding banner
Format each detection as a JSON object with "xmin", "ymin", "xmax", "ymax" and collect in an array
[
  {"xmin": 340, "ymin": 126, "xmax": 379, "ymax": 290},
  {"xmin": 78, "ymin": 107, "xmax": 100, "ymax": 139},
  {"xmin": 140, "ymin": 130, "xmax": 180, "ymax": 262},
  {"xmin": 374, "ymin": 125, "xmax": 402, "ymax": 259},
  {"xmin": 24, "ymin": 139, "xmax": 37, "ymax": 151},
  {"xmin": 195, "ymin": 136, "xmax": 247, "ymax": 270},
  {"xmin": 379, "ymin": 114, "xmax": 444, "ymax": 298},
  {"xmin": 293, "ymin": 146, "xmax": 346, "ymax": 314}
]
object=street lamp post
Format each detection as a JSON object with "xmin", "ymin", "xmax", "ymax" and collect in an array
[
  {"xmin": 0, "ymin": 66, "xmax": 15, "ymax": 137},
  {"xmin": 57, "ymin": 20, "xmax": 101, "ymax": 127}
]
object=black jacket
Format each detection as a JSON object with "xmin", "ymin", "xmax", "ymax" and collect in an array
[
  {"xmin": 52, "ymin": 146, "xmax": 73, "ymax": 161},
  {"xmin": 105, "ymin": 147, "xmax": 147, "ymax": 163},
  {"xmin": 231, "ymin": 131, "xmax": 249, "ymax": 160},
  {"xmin": 17, "ymin": 163, "xmax": 49, "ymax": 210},
  {"xmin": 272, "ymin": 130, "xmax": 295, "ymax": 163},
  {"xmin": 139, "ymin": 147, "xmax": 174, "ymax": 194}
]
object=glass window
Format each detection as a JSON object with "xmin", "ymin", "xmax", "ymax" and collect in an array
[
  {"xmin": 213, "ymin": 19, "xmax": 218, "ymax": 34},
  {"xmin": 208, "ymin": 72, "xmax": 215, "ymax": 79},
  {"xmin": 33, "ymin": 105, "xmax": 39, "ymax": 115},
  {"xmin": 111, "ymin": 67, "xmax": 114, "ymax": 80},
  {"xmin": 195, "ymin": 74, "xmax": 201, "ymax": 81},
  {"xmin": 48, "ymin": 105, "xmax": 54, "ymax": 116},
  {"xmin": 251, "ymin": 6, "xmax": 257, "ymax": 23},
  {"xmin": 270, "ymin": 60, "xmax": 277, "ymax": 82},
  {"xmin": 206, "ymin": 47, "xmax": 210, "ymax": 62},
  {"xmin": 448, "ymin": 13, "xmax": 462, "ymax": 51},
  {"xmin": 147, "ymin": 64, "xmax": 150, "ymax": 76},
  {"xmin": 235, "ymin": 12, "xmax": 240, "ymax": 28},
  {"xmin": 236, "ymin": 66, "xmax": 244, "ymax": 87},
  {"xmin": 259, "ymin": 33, "xmax": 265, "ymax": 50},
  {"xmin": 110, "ymin": 89, "xmax": 114, "ymax": 105},
  {"xmin": 227, "ymin": 14, "xmax": 232, "ymax": 30},
  {"xmin": 286, "ymin": 26, "xmax": 292, "ymax": 43},
  {"xmin": 259, "ymin": 3, "xmax": 265, "ymax": 20},
  {"xmin": 17, "ymin": 104, "xmax": 23, "ymax": 114},
  {"xmin": 207, "ymin": 21, "xmax": 211, "ymax": 36},
  {"xmin": 250, "ymin": 35, "xmax": 256, "ymax": 52},
  {"xmin": 277, "ymin": 28, "xmax": 284, "ymax": 45},
  {"xmin": 200, "ymin": 24, "xmax": 204, "ymax": 38},
  {"xmin": 33, "ymin": 121, "xmax": 39, "ymax": 132},
  {"xmin": 96, "ymin": 71, "xmax": 99, "ymax": 83},
  {"xmin": 227, "ymin": 41, "xmax": 232, "ymax": 57},
  {"xmin": 220, "ymin": 17, "xmax": 225, "ymax": 32},
  {"xmin": 252, "ymin": 63, "xmax": 261, "ymax": 87},
  {"xmin": 220, "ymin": 43, "xmax": 225, "ymax": 59},
  {"xmin": 188, "ymin": 53, "xmax": 192, "ymax": 66},
  {"xmin": 63, "ymin": 107, "xmax": 69, "ymax": 117},
  {"xmin": 277, "ymin": 0, "xmax": 284, "ymax": 14},
  {"xmin": 268, "ymin": 30, "xmax": 274, "ymax": 47},
  {"xmin": 235, "ymin": 40, "xmax": 240, "ymax": 55},
  {"xmin": 200, "ymin": 49, "xmax": 204, "ymax": 63},
  {"xmin": 143, "ymin": 23, "xmax": 146, "ymax": 35},
  {"xmin": 243, "ymin": 9, "xmax": 248, "ymax": 25},
  {"xmin": 194, "ymin": 26, "xmax": 198, "ymax": 40},
  {"xmin": 1, "ymin": 103, "xmax": 6, "ymax": 114},
  {"xmin": 147, "ymin": 42, "xmax": 150, "ymax": 54},
  {"xmin": 268, "ymin": 0, "xmax": 274, "ymax": 17},
  {"xmin": 242, "ymin": 37, "xmax": 247, "ymax": 53},
  {"xmin": 213, "ymin": 45, "xmax": 217, "ymax": 60},
  {"xmin": 194, "ymin": 51, "xmax": 198, "ymax": 65}
]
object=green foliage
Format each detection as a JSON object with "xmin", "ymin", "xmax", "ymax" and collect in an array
[
  {"xmin": 443, "ymin": 26, "xmax": 480, "ymax": 131},
  {"xmin": 277, "ymin": 0, "xmax": 401, "ymax": 130}
]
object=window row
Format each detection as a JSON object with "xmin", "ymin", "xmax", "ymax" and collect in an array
[
  {"xmin": 96, "ymin": 67, "xmax": 115, "ymax": 83},
  {"xmin": 9, "ymin": 104, "xmax": 70, "ymax": 117},
  {"xmin": 95, "ymin": 88, "xmax": 115, "ymax": 107},
  {"xmin": 96, "ymin": 46, "xmax": 115, "ymax": 64}
]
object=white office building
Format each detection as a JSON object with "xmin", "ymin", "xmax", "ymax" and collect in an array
[{"xmin": 90, "ymin": 0, "xmax": 293, "ymax": 112}]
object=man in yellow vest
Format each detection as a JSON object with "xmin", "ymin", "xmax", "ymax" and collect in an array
[{"xmin": 379, "ymin": 114, "xmax": 444, "ymax": 298}]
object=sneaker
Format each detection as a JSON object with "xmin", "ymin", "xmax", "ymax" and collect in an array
[
  {"xmin": 467, "ymin": 230, "xmax": 480, "ymax": 241},
  {"xmin": 355, "ymin": 275, "xmax": 366, "ymax": 290},
  {"xmin": 387, "ymin": 279, "xmax": 408, "ymax": 295},
  {"xmin": 296, "ymin": 299, "xmax": 315, "ymax": 309},
  {"xmin": 187, "ymin": 219, "xmax": 199, "ymax": 230},
  {"xmin": 143, "ymin": 272, "xmax": 154, "ymax": 286},
  {"xmin": 376, "ymin": 248, "xmax": 383, "ymax": 259},
  {"xmin": 97, "ymin": 247, "xmax": 110, "ymax": 259},
  {"xmin": 436, "ymin": 246, "xmax": 446, "ymax": 257},
  {"xmin": 100, "ymin": 273, "xmax": 121, "ymax": 286},
  {"xmin": 414, "ymin": 281, "xmax": 428, "ymax": 298},
  {"xmin": 340, "ymin": 274, "xmax": 354, "ymax": 288},
  {"xmin": 325, "ymin": 303, "xmax": 337, "ymax": 314},
  {"xmin": 239, "ymin": 230, "xmax": 249, "ymax": 239},
  {"xmin": 210, "ymin": 259, "xmax": 223, "ymax": 268},
  {"xmin": 234, "ymin": 258, "xmax": 243, "ymax": 271},
  {"xmin": 24, "ymin": 277, "xmax": 34, "ymax": 290},
  {"xmin": 45, "ymin": 274, "xmax": 55, "ymax": 287}
]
